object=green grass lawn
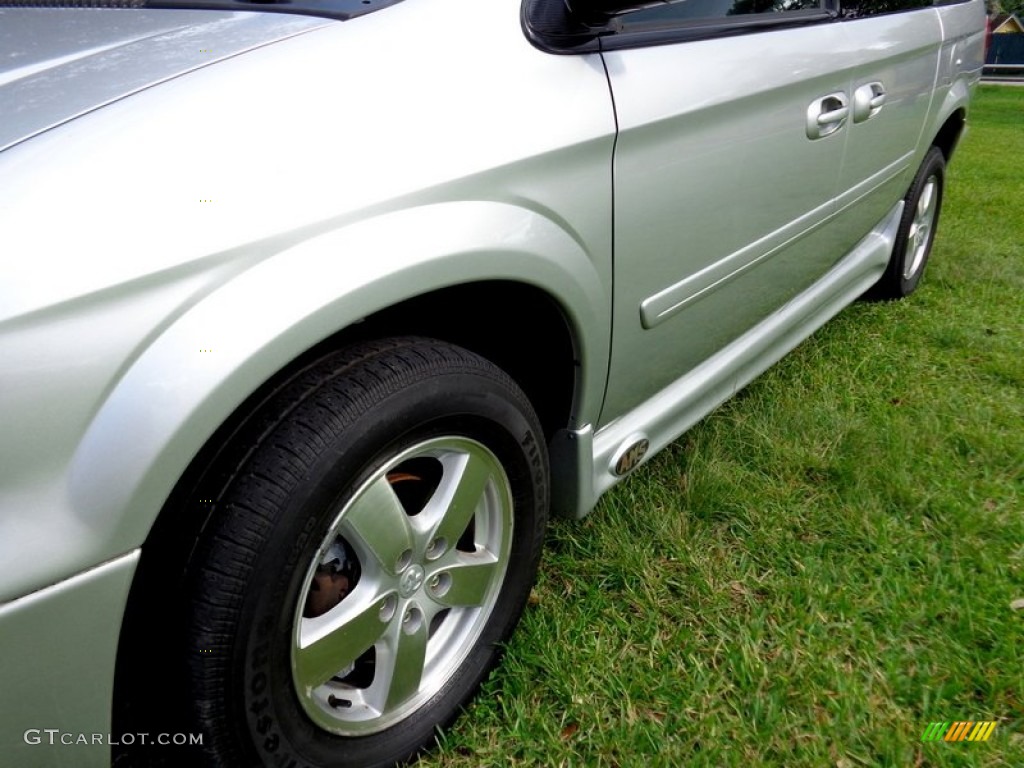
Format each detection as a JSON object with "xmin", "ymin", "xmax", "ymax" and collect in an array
[{"xmin": 424, "ymin": 86, "xmax": 1024, "ymax": 768}]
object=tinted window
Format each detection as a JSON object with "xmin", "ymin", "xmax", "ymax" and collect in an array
[
  {"xmin": 838, "ymin": 0, "xmax": 932, "ymax": 16},
  {"xmin": 625, "ymin": 0, "xmax": 824, "ymax": 24}
]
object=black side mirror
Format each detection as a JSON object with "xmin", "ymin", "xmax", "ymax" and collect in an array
[{"xmin": 523, "ymin": 0, "xmax": 668, "ymax": 52}]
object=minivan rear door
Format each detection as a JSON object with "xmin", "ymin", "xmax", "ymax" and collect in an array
[{"xmin": 828, "ymin": 1, "xmax": 945, "ymax": 252}]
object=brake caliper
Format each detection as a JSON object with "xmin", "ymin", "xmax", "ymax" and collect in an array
[{"xmin": 304, "ymin": 539, "xmax": 360, "ymax": 618}]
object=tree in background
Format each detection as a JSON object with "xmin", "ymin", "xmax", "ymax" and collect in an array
[{"xmin": 991, "ymin": 0, "xmax": 1024, "ymax": 19}]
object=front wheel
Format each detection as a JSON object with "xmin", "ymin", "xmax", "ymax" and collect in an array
[
  {"xmin": 868, "ymin": 145, "xmax": 946, "ymax": 300},
  {"xmin": 185, "ymin": 338, "xmax": 548, "ymax": 767}
]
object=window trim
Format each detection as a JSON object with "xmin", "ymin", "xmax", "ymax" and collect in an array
[
  {"xmin": 522, "ymin": 0, "xmax": 839, "ymax": 54},
  {"xmin": 603, "ymin": 6, "xmax": 837, "ymax": 50}
]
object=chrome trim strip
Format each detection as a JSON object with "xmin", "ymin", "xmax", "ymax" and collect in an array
[
  {"xmin": 639, "ymin": 152, "xmax": 912, "ymax": 330},
  {"xmin": 595, "ymin": 202, "xmax": 903, "ymax": 509}
]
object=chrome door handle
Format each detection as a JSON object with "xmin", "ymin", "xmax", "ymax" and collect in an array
[
  {"xmin": 817, "ymin": 106, "xmax": 850, "ymax": 125},
  {"xmin": 853, "ymin": 82, "xmax": 886, "ymax": 122},
  {"xmin": 806, "ymin": 92, "xmax": 849, "ymax": 139}
]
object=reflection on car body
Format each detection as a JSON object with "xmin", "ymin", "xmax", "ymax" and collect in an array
[{"xmin": 0, "ymin": 0, "xmax": 985, "ymax": 765}]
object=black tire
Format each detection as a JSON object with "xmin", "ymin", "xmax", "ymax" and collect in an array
[
  {"xmin": 184, "ymin": 338, "xmax": 548, "ymax": 767},
  {"xmin": 867, "ymin": 145, "xmax": 945, "ymax": 300}
]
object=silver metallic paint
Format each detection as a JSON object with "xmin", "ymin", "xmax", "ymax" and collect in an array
[
  {"xmin": 0, "ymin": 551, "xmax": 139, "ymax": 768},
  {"xmin": 0, "ymin": 0, "xmax": 615, "ymax": 603},
  {"xmin": 0, "ymin": 9, "xmax": 329, "ymax": 152},
  {"xmin": 602, "ymin": 23, "xmax": 855, "ymax": 422},
  {"xmin": 0, "ymin": 0, "xmax": 984, "ymax": 761},
  {"xmin": 826, "ymin": 10, "xmax": 945, "ymax": 255}
]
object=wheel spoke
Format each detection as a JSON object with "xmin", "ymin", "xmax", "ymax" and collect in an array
[
  {"xmin": 431, "ymin": 555, "xmax": 500, "ymax": 608},
  {"xmin": 423, "ymin": 450, "xmax": 492, "ymax": 549},
  {"xmin": 909, "ymin": 224, "xmax": 921, "ymax": 253},
  {"xmin": 918, "ymin": 181, "xmax": 934, "ymax": 220},
  {"xmin": 380, "ymin": 609, "xmax": 429, "ymax": 709},
  {"xmin": 342, "ymin": 475, "xmax": 414, "ymax": 574},
  {"xmin": 294, "ymin": 589, "xmax": 391, "ymax": 691}
]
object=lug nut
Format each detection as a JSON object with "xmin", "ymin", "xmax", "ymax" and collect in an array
[
  {"xmin": 429, "ymin": 571, "xmax": 451, "ymax": 597},
  {"xmin": 402, "ymin": 607, "xmax": 423, "ymax": 634},
  {"xmin": 395, "ymin": 548, "xmax": 413, "ymax": 573},
  {"xmin": 425, "ymin": 537, "xmax": 447, "ymax": 560}
]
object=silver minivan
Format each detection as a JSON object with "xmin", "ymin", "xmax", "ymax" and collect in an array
[{"xmin": 0, "ymin": 1, "xmax": 985, "ymax": 765}]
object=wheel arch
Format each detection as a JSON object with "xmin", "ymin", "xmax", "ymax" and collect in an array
[
  {"xmin": 931, "ymin": 106, "xmax": 967, "ymax": 161},
  {"xmin": 71, "ymin": 202, "xmax": 607, "ymax": 561},
  {"xmin": 109, "ymin": 289, "xmax": 579, "ymax": 753},
  {"xmin": 107, "ymin": 202, "xmax": 605, "ymax": 742},
  {"xmin": 135, "ymin": 278, "xmax": 583, "ymax": 561}
]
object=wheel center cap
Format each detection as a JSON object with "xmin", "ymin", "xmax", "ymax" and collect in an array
[{"xmin": 399, "ymin": 564, "xmax": 425, "ymax": 597}]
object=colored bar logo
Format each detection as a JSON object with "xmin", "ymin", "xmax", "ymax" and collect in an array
[{"xmin": 921, "ymin": 721, "xmax": 997, "ymax": 742}]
